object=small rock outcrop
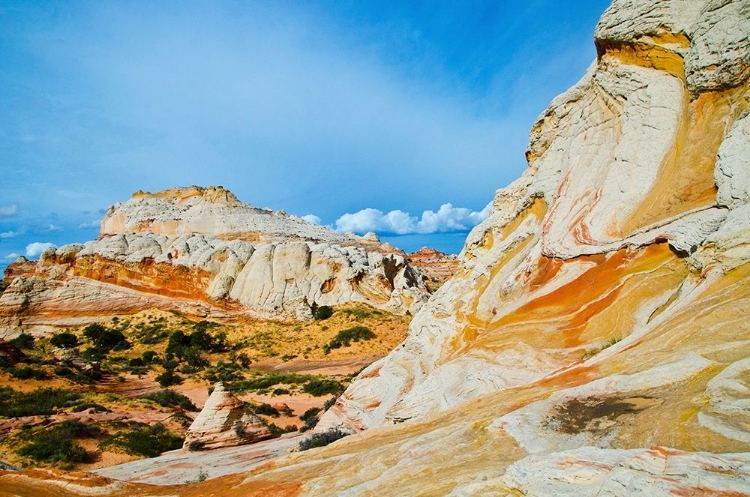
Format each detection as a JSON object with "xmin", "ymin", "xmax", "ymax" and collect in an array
[{"xmin": 183, "ymin": 383, "xmax": 272, "ymax": 450}]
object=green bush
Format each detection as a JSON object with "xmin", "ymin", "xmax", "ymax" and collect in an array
[
  {"xmin": 314, "ymin": 305, "xmax": 333, "ymax": 321},
  {"xmin": 95, "ymin": 329, "xmax": 126, "ymax": 351},
  {"xmin": 16, "ymin": 421, "xmax": 98, "ymax": 463},
  {"xmin": 141, "ymin": 389, "xmax": 196, "ymax": 411},
  {"xmin": 139, "ymin": 324, "xmax": 169, "ymax": 345},
  {"xmin": 0, "ymin": 387, "xmax": 81, "ymax": 417},
  {"xmin": 50, "ymin": 332, "xmax": 79, "ymax": 349},
  {"xmin": 299, "ymin": 407, "xmax": 321, "ymax": 431},
  {"xmin": 81, "ymin": 327, "xmax": 128, "ymax": 360},
  {"xmin": 254, "ymin": 403, "xmax": 280, "ymax": 417},
  {"xmin": 99, "ymin": 423, "xmax": 183, "ymax": 458},
  {"xmin": 327, "ymin": 326, "xmax": 376, "ymax": 350},
  {"xmin": 10, "ymin": 333, "xmax": 35, "ymax": 350},
  {"xmin": 155, "ymin": 369, "xmax": 183, "ymax": 387},
  {"xmin": 228, "ymin": 371, "xmax": 313, "ymax": 393},
  {"xmin": 9, "ymin": 365, "xmax": 49, "ymax": 380},
  {"xmin": 187, "ymin": 440, "xmax": 205, "ymax": 452},
  {"xmin": 298, "ymin": 428, "xmax": 350, "ymax": 451},
  {"xmin": 204, "ymin": 361, "xmax": 244, "ymax": 384},
  {"xmin": 70, "ymin": 402, "xmax": 107, "ymax": 413},
  {"xmin": 303, "ymin": 379, "xmax": 342, "ymax": 397},
  {"xmin": 82, "ymin": 323, "xmax": 106, "ymax": 342}
]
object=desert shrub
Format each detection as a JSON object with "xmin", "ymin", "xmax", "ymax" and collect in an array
[
  {"xmin": 299, "ymin": 407, "xmax": 321, "ymax": 431},
  {"xmin": 341, "ymin": 307, "xmax": 373, "ymax": 320},
  {"xmin": 267, "ymin": 422, "xmax": 297, "ymax": 436},
  {"xmin": 188, "ymin": 329, "xmax": 213, "ymax": 349},
  {"xmin": 96, "ymin": 329, "xmax": 126, "ymax": 350},
  {"xmin": 323, "ymin": 396, "xmax": 338, "ymax": 410},
  {"xmin": 327, "ymin": 326, "xmax": 376, "ymax": 350},
  {"xmin": 314, "ymin": 305, "xmax": 333, "ymax": 321},
  {"xmin": 99, "ymin": 422, "xmax": 183, "ymax": 458},
  {"xmin": 70, "ymin": 402, "xmax": 107, "ymax": 413},
  {"xmin": 10, "ymin": 333, "xmax": 35, "ymax": 350},
  {"xmin": 272, "ymin": 387, "xmax": 290, "ymax": 396},
  {"xmin": 155, "ymin": 368, "xmax": 183, "ymax": 388},
  {"xmin": 0, "ymin": 387, "xmax": 81, "ymax": 417},
  {"xmin": 298, "ymin": 428, "xmax": 350, "ymax": 451},
  {"xmin": 193, "ymin": 320, "xmax": 218, "ymax": 333},
  {"xmin": 9, "ymin": 365, "xmax": 49, "ymax": 380},
  {"xmin": 187, "ymin": 440, "xmax": 205, "ymax": 452},
  {"xmin": 254, "ymin": 403, "xmax": 280, "ymax": 417},
  {"xmin": 303, "ymin": 379, "xmax": 343, "ymax": 397},
  {"xmin": 54, "ymin": 366, "xmax": 75, "ymax": 379},
  {"xmin": 139, "ymin": 324, "xmax": 169, "ymax": 345},
  {"xmin": 50, "ymin": 332, "xmax": 79, "ymax": 349},
  {"xmin": 141, "ymin": 350, "xmax": 157, "ymax": 363},
  {"xmin": 228, "ymin": 371, "xmax": 313, "ymax": 393},
  {"xmin": 74, "ymin": 368, "xmax": 102, "ymax": 384},
  {"xmin": 82, "ymin": 323, "xmax": 106, "ymax": 342},
  {"xmin": 82, "ymin": 328, "xmax": 128, "ymax": 360},
  {"xmin": 204, "ymin": 361, "xmax": 244, "ymax": 384},
  {"xmin": 182, "ymin": 348, "xmax": 209, "ymax": 369},
  {"xmin": 129, "ymin": 358, "xmax": 145, "ymax": 367},
  {"xmin": 16, "ymin": 420, "xmax": 99, "ymax": 463},
  {"xmin": 142, "ymin": 389, "xmax": 196, "ymax": 411}
]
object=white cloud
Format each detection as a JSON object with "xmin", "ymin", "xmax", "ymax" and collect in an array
[
  {"xmin": 78, "ymin": 220, "xmax": 102, "ymax": 229},
  {"xmin": 335, "ymin": 202, "xmax": 491, "ymax": 235},
  {"xmin": 25, "ymin": 242, "xmax": 57, "ymax": 258},
  {"xmin": 45, "ymin": 224, "xmax": 62, "ymax": 232},
  {"xmin": 0, "ymin": 205, "xmax": 18, "ymax": 218},
  {"xmin": 0, "ymin": 231, "xmax": 18, "ymax": 239},
  {"xmin": 301, "ymin": 214, "xmax": 322, "ymax": 225},
  {"xmin": 5, "ymin": 253, "xmax": 20, "ymax": 260}
]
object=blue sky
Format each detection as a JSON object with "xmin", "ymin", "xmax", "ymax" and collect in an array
[{"xmin": 0, "ymin": 0, "xmax": 611, "ymax": 267}]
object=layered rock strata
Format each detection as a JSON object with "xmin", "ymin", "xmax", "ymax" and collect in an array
[
  {"xmin": 321, "ymin": 0, "xmax": 750, "ymax": 435},
  {"xmin": 0, "ymin": 187, "xmax": 428, "ymax": 335},
  {"xmin": 2, "ymin": 1, "xmax": 750, "ymax": 495},
  {"xmin": 183, "ymin": 383, "xmax": 272, "ymax": 450}
]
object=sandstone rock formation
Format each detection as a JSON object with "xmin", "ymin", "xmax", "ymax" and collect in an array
[
  {"xmin": 183, "ymin": 383, "xmax": 272, "ymax": 450},
  {"xmin": 0, "ymin": 187, "xmax": 428, "ymax": 336},
  {"xmin": 2, "ymin": 1, "xmax": 749, "ymax": 495},
  {"xmin": 304, "ymin": 0, "xmax": 750, "ymax": 492},
  {"xmin": 405, "ymin": 247, "xmax": 459, "ymax": 290}
]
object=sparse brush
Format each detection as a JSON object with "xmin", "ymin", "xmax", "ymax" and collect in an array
[{"xmin": 298, "ymin": 428, "xmax": 350, "ymax": 451}]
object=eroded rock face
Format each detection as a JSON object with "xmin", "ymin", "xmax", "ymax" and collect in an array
[
  {"xmin": 321, "ymin": 0, "xmax": 750, "ymax": 436},
  {"xmin": 183, "ymin": 383, "xmax": 272, "ymax": 450},
  {"xmin": 0, "ymin": 188, "xmax": 428, "ymax": 335},
  {"xmin": 2, "ymin": 2, "xmax": 750, "ymax": 496},
  {"xmin": 317, "ymin": 0, "xmax": 750, "ymax": 478}
]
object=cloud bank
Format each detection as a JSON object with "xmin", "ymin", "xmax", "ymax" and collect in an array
[{"xmin": 335, "ymin": 202, "xmax": 491, "ymax": 235}]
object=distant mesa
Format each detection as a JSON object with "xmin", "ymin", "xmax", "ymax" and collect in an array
[
  {"xmin": 0, "ymin": 186, "xmax": 435, "ymax": 334},
  {"xmin": 101, "ymin": 185, "xmax": 342, "ymax": 243}
]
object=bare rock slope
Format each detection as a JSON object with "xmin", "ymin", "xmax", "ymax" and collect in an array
[{"xmin": 0, "ymin": 187, "xmax": 428, "ymax": 335}]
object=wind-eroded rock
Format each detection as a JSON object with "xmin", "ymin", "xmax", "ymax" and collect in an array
[
  {"xmin": 183, "ymin": 383, "xmax": 272, "ymax": 450},
  {"xmin": 0, "ymin": 187, "xmax": 428, "ymax": 335},
  {"xmin": 304, "ymin": 0, "xmax": 750, "ymax": 493},
  {"xmin": 2, "ymin": 1, "xmax": 750, "ymax": 495}
]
